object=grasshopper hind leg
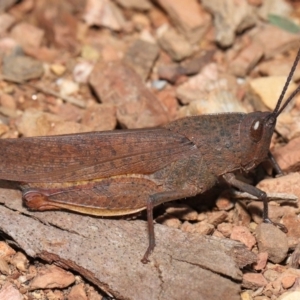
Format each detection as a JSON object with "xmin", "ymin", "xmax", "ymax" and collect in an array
[
  {"xmin": 22, "ymin": 189, "xmax": 60, "ymax": 211},
  {"xmin": 22, "ymin": 184, "xmax": 198, "ymax": 263}
]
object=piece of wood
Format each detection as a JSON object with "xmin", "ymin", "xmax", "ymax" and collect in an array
[{"xmin": 0, "ymin": 187, "xmax": 256, "ymax": 300}]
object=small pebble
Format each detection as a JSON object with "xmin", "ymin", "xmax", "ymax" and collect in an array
[
  {"xmin": 253, "ymin": 252, "xmax": 268, "ymax": 271},
  {"xmin": 0, "ymin": 242, "xmax": 15, "ymax": 258},
  {"xmin": 215, "ymin": 191, "xmax": 234, "ymax": 211},
  {"xmin": 217, "ymin": 223, "xmax": 233, "ymax": 237},
  {"xmin": 165, "ymin": 204, "xmax": 198, "ymax": 221},
  {"xmin": 243, "ymin": 273, "xmax": 268, "ymax": 289},
  {"xmin": 160, "ymin": 216, "xmax": 181, "ymax": 229},
  {"xmin": 207, "ymin": 210, "xmax": 228, "ymax": 226},
  {"xmin": 10, "ymin": 252, "xmax": 28, "ymax": 272},
  {"xmin": 263, "ymin": 269, "xmax": 280, "ymax": 282},
  {"xmin": 230, "ymin": 226, "xmax": 256, "ymax": 249},
  {"xmin": 50, "ymin": 63, "xmax": 66, "ymax": 76},
  {"xmin": 73, "ymin": 61, "xmax": 94, "ymax": 83},
  {"xmin": 281, "ymin": 275, "xmax": 296, "ymax": 289},
  {"xmin": 152, "ymin": 79, "xmax": 167, "ymax": 90},
  {"xmin": 0, "ymin": 258, "xmax": 10, "ymax": 275},
  {"xmin": 58, "ymin": 79, "xmax": 79, "ymax": 97},
  {"xmin": 29, "ymin": 264, "xmax": 75, "ymax": 290}
]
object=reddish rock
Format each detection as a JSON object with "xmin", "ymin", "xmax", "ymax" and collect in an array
[
  {"xmin": 230, "ymin": 40, "xmax": 264, "ymax": 77},
  {"xmin": 281, "ymin": 213, "xmax": 300, "ymax": 239},
  {"xmin": 176, "ymin": 63, "xmax": 220, "ymax": 104},
  {"xmin": 256, "ymin": 223, "xmax": 288, "ymax": 263},
  {"xmin": 274, "ymin": 111, "xmax": 300, "ymax": 141},
  {"xmin": 124, "ymin": 39, "xmax": 159, "ymax": 80},
  {"xmin": 256, "ymin": 173, "xmax": 300, "ymax": 201},
  {"xmin": 165, "ymin": 204, "xmax": 198, "ymax": 221},
  {"xmin": 157, "ymin": 50, "xmax": 215, "ymax": 83},
  {"xmin": 215, "ymin": 191, "xmax": 234, "ymax": 211},
  {"xmin": 101, "ymin": 43, "xmax": 123, "ymax": 62},
  {"xmin": 0, "ymin": 241, "xmax": 16, "ymax": 258},
  {"xmin": 81, "ymin": 103, "xmax": 117, "ymax": 131},
  {"xmin": 155, "ymin": 88, "xmax": 179, "ymax": 121},
  {"xmin": 0, "ymin": 93, "xmax": 17, "ymax": 110},
  {"xmin": 83, "ymin": 0, "xmax": 125, "ymax": 31},
  {"xmin": 176, "ymin": 64, "xmax": 243, "ymax": 113},
  {"xmin": 0, "ymin": 258, "xmax": 10, "ymax": 275},
  {"xmin": 157, "ymin": 25, "xmax": 193, "ymax": 61},
  {"xmin": 263, "ymin": 269, "xmax": 280, "ymax": 282},
  {"xmin": 0, "ymin": 282, "xmax": 23, "ymax": 300},
  {"xmin": 54, "ymin": 103, "xmax": 83, "ymax": 123},
  {"xmin": 217, "ymin": 223, "xmax": 233, "ymax": 238},
  {"xmin": 148, "ymin": 6, "xmax": 169, "ymax": 29},
  {"xmin": 230, "ymin": 226, "xmax": 256, "ymax": 249},
  {"xmin": 242, "ymin": 273, "xmax": 268, "ymax": 289},
  {"xmin": 10, "ymin": 252, "xmax": 28, "ymax": 272},
  {"xmin": 180, "ymin": 220, "xmax": 194, "ymax": 233},
  {"xmin": 258, "ymin": 58, "xmax": 300, "ymax": 81},
  {"xmin": 35, "ymin": 0, "xmax": 79, "ymax": 52},
  {"xmin": 86, "ymin": 285, "xmax": 103, "ymax": 300},
  {"xmin": 254, "ymin": 25, "xmax": 299, "ymax": 59},
  {"xmin": 207, "ymin": 211, "xmax": 228, "ymax": 227},
  {"xmin": 181, "ymin": 221, "xmax": 214, "ymax": 235},
  {"xmin": 202, "ymin": 0, "xmax": 256, "ymax": 47},
  {"xmin": 89, "ymin": 61, "xmax": 169, "ymax": 128},
  {"xmin": 253, "ymin": 252, "xmax": 268, "ymax": 271},
  {"xmin": 156, "ymin": 0, "xmax": 211, "ymax": 44},
  {"xmin": 159, "ymin": 216, "xmax": 181, "ymax": 229},
  {"xmin": 287, "ymin": 236, "xmax": 300, "ymax": 249},
  {"xmin": 232, "ymin": 202, "xmax": 251, "ymax": 227},
  {"xmin": 197, "ymin": 212, "xmax": 207, "ymax": 222},
  {"xmin": 46, "ymin": 290, "xmax": 64, "ymax": 299},
  {"xmin": 247, "ymin": 201, "xmax": 294, "ymax": 225},
  {"xmin": 16, "ymin": 109, "xmax": 92, "ymax": 136},
  {"xmin": 212, "ymin": 230, "xmax": 224, "ymax": 238},
  {"xmin": 247, "ymin": 0, "xmax": 263, "ymax": 6},
  {"xmin": 10, "ymin": 22, "xmax": 44, "ymax": 50},
  {"xmin": 193, "ymin": 222, "xmax": 215, "ymax": 235},
  {"xmin": 281, "ymin": 275, "xmax": 296, "ymax": 289},
  {"xmin": 27, "ymin": 46, "xmax": 59, "ymax": 62},
  {"xmin": 115, "ymin": 0, "xmax": 152, "ymax": 10},
  {"xmin": 29, "ymin": 264, "xmax": 75, "ymax": 290},
  {"xmin": 0, "ymin": 13, "xmax": 15, "ymax": 36},
  {"xmin": 273, "ymin": 140, "xmax": 300, "ymax": 173},
  {"xmin": 68, "ymin": 283, "xmax": 88, "ymax": 300}
]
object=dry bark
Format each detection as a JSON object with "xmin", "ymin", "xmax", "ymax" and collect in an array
[{"xmin": 0, "ymin": 187, "xmax": 256, "ymax": 300}]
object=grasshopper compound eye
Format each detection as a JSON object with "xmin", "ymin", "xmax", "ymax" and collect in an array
[{"xmin": 250, "ymin": 118, "xmax": 264, "ymax": 143}]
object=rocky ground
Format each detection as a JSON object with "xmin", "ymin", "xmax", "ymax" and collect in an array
[{"xmin": 0, "ymin": 0, "xmax": 300, "ymax": 299}]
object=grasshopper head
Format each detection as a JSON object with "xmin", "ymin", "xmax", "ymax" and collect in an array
[
  {"xmin": 240, "ymin": 47, "xmax": 300, "ymax": 172},
  {"xmin": 240, "ymin": 111, "xmax": 276, "ymax": 172}
]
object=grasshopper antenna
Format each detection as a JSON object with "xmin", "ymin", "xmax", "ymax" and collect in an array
[{"xmin": 273, "ymin": 47, "xmax": 300, "ymax": 117}]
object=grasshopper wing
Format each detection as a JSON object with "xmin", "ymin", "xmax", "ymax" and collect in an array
[{"xmin": 0, "ymin": 128, "xmax": 197, "ymax": 183}]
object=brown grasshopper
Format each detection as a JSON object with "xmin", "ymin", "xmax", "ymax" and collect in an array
[{"xmin": 0, "ymin": 49, "xmax": 300, "ymax": 263}]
